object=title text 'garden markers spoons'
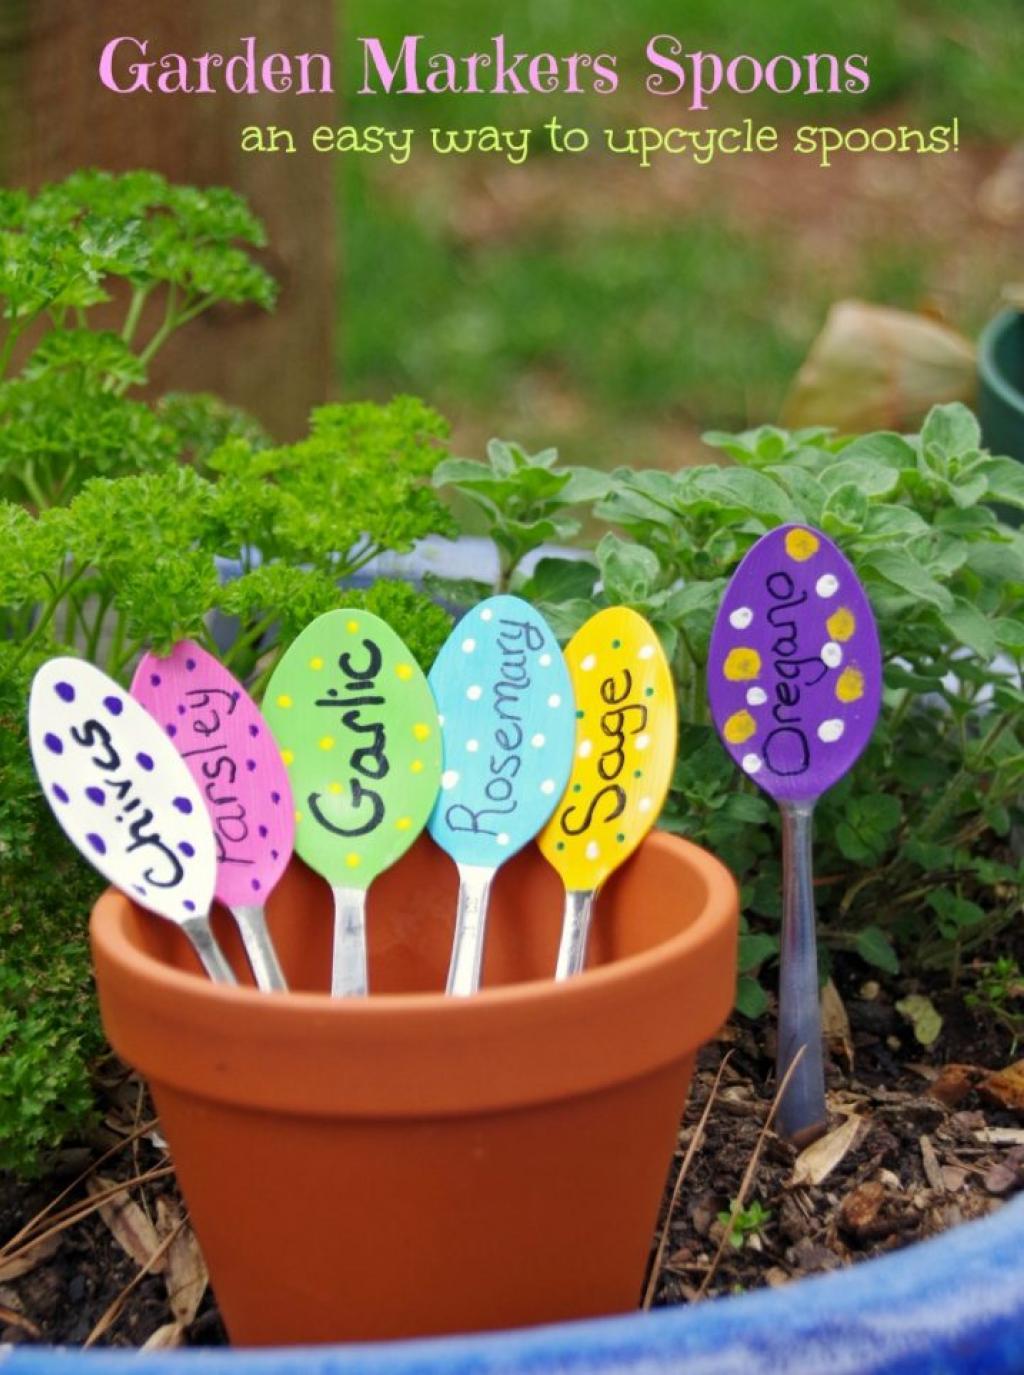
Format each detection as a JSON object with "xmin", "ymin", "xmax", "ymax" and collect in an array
[
  {"xmin": 539, "ymin": 607, "xmax": 677, "ymax": 979},
  {"xmin": 429, "ymin": 596, "xmax": 575, "ymax": 995},
  {"xmin": 708, "ymin": 524, "xmax": 881, "ymax": 1146},
  {"xmin": 131, "ymin": 641, "xmax": 293, "ymax": 993},
  {"xmin": 28, "ymin": 657, "xmax": 232, "ymax": 983},
  {"xmin": 263, "ymin": 610, "xmax": 442, "ymax": 997}
]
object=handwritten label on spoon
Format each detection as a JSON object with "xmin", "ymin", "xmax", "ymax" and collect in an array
[
  {"xmin": 428, "ymin": 596, "xmax": 575, "ymax": 868},
  {"xmin": 538, "ymin": 607, "xmax": 676, "ymax": 890},
  {"xmin": 262, "ymin": 610, "xmax": 442, "ymax": 888},
  {"xmin": 131, "ymin": 641, "xmax": 294, "ymax": 907},
  {"xmin": 28, "ymin": 657, "xmax": 216, "ymax": 922},
  {"xmin": 708, "ymin": 523, "xmax": 882, "ymax": 804}
]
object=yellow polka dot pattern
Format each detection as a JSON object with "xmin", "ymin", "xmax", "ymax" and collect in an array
[
  {"xmin": 723, "ymin": 647, "xmax": 761, "ymax": 682},
  {"xmin": 784, "ymin": 528, "xmax": 820, "ymax": 562},
  {"xmin": 826, "ymin": 608, "xmax": 856, "ymax": 642},
  {"xmin": 836, "ymin": 666, "xmax": 865, "ymax": 703},
  {"xmin": 723, "ymin": 709, "xmax": 757, "ymax": 744}
]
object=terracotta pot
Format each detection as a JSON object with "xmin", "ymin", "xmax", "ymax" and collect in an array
[{"xmin": 90, "ymin": 830, "xmax": 738, "ymax": 1346}]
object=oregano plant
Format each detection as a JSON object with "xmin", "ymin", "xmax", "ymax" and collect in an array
[{"xmin": 437, "ymin": 404, "xmax": 1024, "ymax": 1016}]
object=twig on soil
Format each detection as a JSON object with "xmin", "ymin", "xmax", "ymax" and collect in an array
[
  {"xmin": 84, "ymin": 1215, "xmax": 187, "ymax": 1348},
  {"xmin": 0, "ymin": 1117, "xmax": 161, "ymax": 1261},
  {"xmin": 694, "ymin": 1046, "xmax": 807, "ymax": 1301},
  {"xmin": 0, "ymin": 1165, "xmax": 174, "ymax": 1269},
  {"xmin": 642, "ymin": 1051, "xmax": 734, "ymax": 1311}
]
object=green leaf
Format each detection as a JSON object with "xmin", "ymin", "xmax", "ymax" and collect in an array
[
  {"xmin": 920, "ymin": 403, "xmax": 981, "ymax": 460},
  {"xmin": 859, "ymin": 547, "xmax": 955, "ymax": 611},
  {"xmin": 520, "ymin": 556, "xmax": 597, "ymax": 603},
  {"xmin": 978, "ymin": 456, "xmax": 1024, "ymax": 510},
  {"xmin": 822, "ymin": 481, "xmax": 868, "ymax": 536},
  {"xmin": 738, "ymin": 932, "xmax": 778, "ymax": 974},
  {"xmin": 928, "ymin": 889, "xmax": 987, "ymax": 931},
  {"xmin": 819, "ymin": 460, "xmax": 899, "ymax": 498},
  {"xmin": 939, "ymin": 598, "xmax": 997, "ymax": 660},
  {"xmin": 856, "ymin": 926, "xmax": 900, "ymax": 974},
  {"xmin": 596, "ymin": 533, "xmax": 661, "ymax": 603},
  {"xmin": 735, "ymin": 974, "xmax": 769, "ymax": 1018}
]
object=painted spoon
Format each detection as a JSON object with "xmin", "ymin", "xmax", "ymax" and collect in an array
[
  {"xmin": 262, "ymin": 609, "xmax": 442, "ymax": 997},
  {"xmin": 708, "ymin": 523, "xmax": 881, "ymax": 1145},
  {"xmin": 428, "ymin": 595, "xmax": 575, "ymax": 996},
  {"xmin": 131, "ymin": 641, "xmax": 294, "ymax": 992},
  {"xmin": 538, "ymin": 607, "xmax": 677, "ymax": 979},
  {"xmin": 28, "ymin": 657, "xmax": 230, "ymax": 982}
]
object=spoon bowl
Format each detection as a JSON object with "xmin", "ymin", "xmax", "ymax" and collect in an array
[
  {"xmin": 538, "ymin": 607, "xmax": 677, "ymax": 977},
  {"xmin": 427, "ymin": 595, "xmax": 575, "ymax": 994},
  {"xmin": 262, "ymin": 609, "xmax": 442, "ymax": 996},
  {"xmin": 132, "ymin": 640, "xmax": 294, "ymax": 991},
  {"xmin": 28, "ymin": 657, "xmax": 229, "ymax": 982}
]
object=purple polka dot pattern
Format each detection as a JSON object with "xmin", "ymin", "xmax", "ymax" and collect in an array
[
  {"xmin": 29, "ymin": 656, "xmax": 217, "ymax": 928},
  {"xmin": 173, "ymin": 797, "xmax": 192, "ymax": 814}
]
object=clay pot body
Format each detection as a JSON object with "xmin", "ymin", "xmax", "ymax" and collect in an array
[{"xmin": 90, "ymin": 831, "xmax": 738, "ymax": 1346}]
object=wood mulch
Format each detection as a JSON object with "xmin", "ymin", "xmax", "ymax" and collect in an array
[{"xmin": 1, "ymin": 958, "xmax": 1022, "ymax": 1348}]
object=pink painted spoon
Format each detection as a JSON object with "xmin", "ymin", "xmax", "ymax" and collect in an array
[{"xmin": 132, "ymin": 641, "xmax": 294, "ymax": 992}]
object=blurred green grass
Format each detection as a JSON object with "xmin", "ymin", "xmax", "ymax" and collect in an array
[{"xmin": 338, "ymin": 1, "xmax": 1024, "ymax": 462}]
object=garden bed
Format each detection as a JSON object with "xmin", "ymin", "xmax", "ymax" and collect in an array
[{"xmin": 2, "ymin": 944, "xmax": 1022, "ymax": 1351}]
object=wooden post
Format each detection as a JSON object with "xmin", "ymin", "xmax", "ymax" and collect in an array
[{"xmin": 1, "ymin": 1, "xmax": 337, "ymax": 439}]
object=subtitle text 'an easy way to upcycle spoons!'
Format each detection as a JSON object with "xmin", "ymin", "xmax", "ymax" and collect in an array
[
  {"xmin": 28, "ymin": 656, "xmax": 232, "ymax": 983},
  {"xmin": 428, "ymin": 595, "xmax": 575, "ymax": 995},
  {"xmin": 708, "ymin": 523, "xmax": 881, "ymax": 1146},
  {"xmin": 263, "ymin": 610, "xmax": 442, "ymax": 996},
  {"xmin": 132, "ymin": 640, "xmax": 294, "ymax": 993},
  {"xmin": 538, "ymin": 607, "xmax": 677, "ymax": 979}
]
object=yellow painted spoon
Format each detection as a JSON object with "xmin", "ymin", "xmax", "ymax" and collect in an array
[{"xmin": 538, "ymin": 607, "xmax": 677, "ymax": 979}]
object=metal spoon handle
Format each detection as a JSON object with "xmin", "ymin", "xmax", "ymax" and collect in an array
[
  {"xmin": 446, "ymin": 864, "xmax": 495, "ymax": 996},
  {"xmin": 777, "ymin": 801, "xmax": 827, "ymax": 1145},
  {"xmin": 228, "ymin": 904, "xmax": 288, "ymax": 992},
  {"xmin": 554, "ymin": 889, "xmax": 597, "ymax": 980},
  {"xmin": 180, "ymin": 914, "xmax": 237, "ymax": 985},
  {"xmin": 330, "ymin": 885, "xmax": 368, "ymax": 997}
]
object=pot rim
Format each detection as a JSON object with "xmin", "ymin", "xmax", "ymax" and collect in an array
[
  {"xmin": 90, "ymin": 830, "xmax": 739, "ymax": 1114},
  {"xmin": 979, "ymin": 307, "xmax": 1024, "ymax": 418},
  {"xmin": 91, "ymin": 829, "xmax": 736, "ymax": 1021}
]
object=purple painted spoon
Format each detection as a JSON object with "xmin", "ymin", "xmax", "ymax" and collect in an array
[
  {"xmin": 708, "ymin": 524, "xmax": 881, "ymax": 1144},
  {"xmin": 131, "ymin": 641, "xmax": 295, "ymax": 992}
]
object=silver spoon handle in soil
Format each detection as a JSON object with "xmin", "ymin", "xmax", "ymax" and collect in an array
[
  {"xmin": 229, "ymin": 904, "xmax": 288, "ymax": 992},
  {"xmin": 776, "ymin": 801, "xmax": 828, "ymax": 1146},
  {"xmin": 180, "ymin": 915, "xmax": 237, "ymax": 985},
  {"xmin": 330, "ymin": 885, "xmax": 368, "ymax": 997},
  {"xmin": 446, "ymin": 864, "xmax": 496, "ymax": 996},
  {"xmin": 554, "ymin": 889, "xmax": 597, "ymax": 980}
]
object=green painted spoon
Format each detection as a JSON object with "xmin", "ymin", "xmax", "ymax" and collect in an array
[{"xmin": 263, "ymin": 610, "xmax": 442, "ymax": 996}]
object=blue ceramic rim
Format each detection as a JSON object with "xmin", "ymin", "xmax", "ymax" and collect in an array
[
  {"xmin": 978, "ymin": 308, "xmax": 1024, "ymax": 420},
  {"xmin": 3, "ymin": 1192, "xmax": 1022, "ymax": 1374}
]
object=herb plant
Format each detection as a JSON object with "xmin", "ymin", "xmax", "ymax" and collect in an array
[
  {"xmin": 718, "ymin": 1198, "xmax": 773, "ymax": 1250},
  {"xmin": 0, "ymin": 169, "xmax": 276, "ymax": 509},
  {"xmin": 438, "ymin": 404, "xmax": 1024, "ymax": 1018}
]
